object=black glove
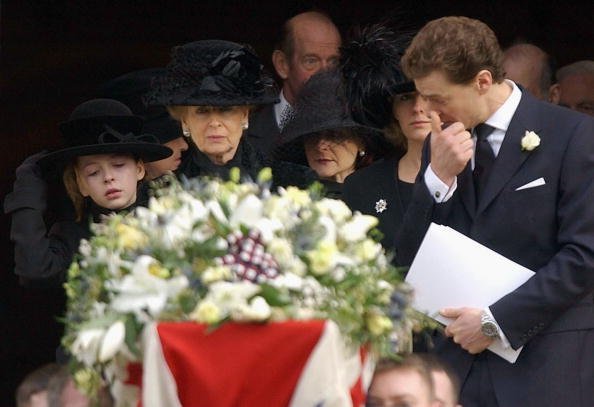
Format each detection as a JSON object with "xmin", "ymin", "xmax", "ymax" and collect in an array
[{"xmin": 4, "ymin": 151, "xmax": 49, "ymax": 213}]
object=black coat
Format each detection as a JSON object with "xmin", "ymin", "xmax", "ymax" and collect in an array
[
  {"xmin": 176, "ymin": 139, "xmax": 266, "ymax": 181},
  {"xmin": 5, "ymin": 177, "xmax": 150, "ymax": 286},
  {"xmin": 246, "ymin": 103, "xmax": 280, "ymax": 160},
  {"xmin": 343, "ymin": 156, "xmax": 413, "ymax": 257}
]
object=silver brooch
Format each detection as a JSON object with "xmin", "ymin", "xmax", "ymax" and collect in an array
[{"xmin": 375, "ymin": 199, "xmax": 387, "ymax": 214}]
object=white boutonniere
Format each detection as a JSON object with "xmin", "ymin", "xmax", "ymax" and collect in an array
[
  {"xmin": 375, "ymin": 199, "xmax": 387, "ymax": 214},
  {"xmin": 521, "ymin": 131, "xmax": 540, "ymax": 151}
]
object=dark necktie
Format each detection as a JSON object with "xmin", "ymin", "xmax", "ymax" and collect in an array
[{"xmin": 473, "ymin": 123, "xmax": 495, "ymax": 201}]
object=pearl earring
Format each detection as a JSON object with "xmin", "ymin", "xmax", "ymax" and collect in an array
[
  {"xmin": 182, "ymin": 128, "xmax": 191, "ymax": 138},
  {"xmin": 242, "ymin": 121, "xmax": 249, "ymax": 130},
  {"xmin": 358, "ymin": 150, "xmax": 366, "ymax": 157}
]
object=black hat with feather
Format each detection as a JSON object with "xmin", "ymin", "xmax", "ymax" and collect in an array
[{"xmin": 340, "ymin": 24, "xmax": 415, "ymax": 129}]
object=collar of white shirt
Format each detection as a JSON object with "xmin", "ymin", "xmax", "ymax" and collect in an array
[{"xmin": 476, "ymin": 80, "xmax": 522, "ymax": 157}]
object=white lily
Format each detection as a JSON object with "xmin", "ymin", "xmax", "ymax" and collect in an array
[
  {"xmin": 71, "ymin": 328, "xmax": 105, "ymax": 367},
  {"xmin": 206, "ymin": 281, "xmax": 261, "ymax": 318},
  {"xmin": 109, "ymin": 255, "xmax": 188, "ymax": 319},
  {"xmin": 230, "ymin": 194, "xmax": 263, "ymax": 228},
  {"xmin": 98, "ymin": 320, "xmax": 126, "ymax": 362}
]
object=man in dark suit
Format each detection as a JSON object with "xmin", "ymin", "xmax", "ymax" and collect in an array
[
  {"xmin": 399, "ymin": 16, "xmax": 594, "ymax": 406},
  {"xmin": 247, "ymin": 11, "xmax": 341, "ymax": 158}
]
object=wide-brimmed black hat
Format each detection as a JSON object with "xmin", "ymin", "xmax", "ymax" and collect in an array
[
  {"xmin": 145, "ymin": 40, "xmax": 278, "ymax": 107},
  {"xmin": 99, "ymin": 68, "xmax": 182, "ymax": 144},
  {"xmin": 275, "ymin": 69, "xmax": 392, "ymax": 165},
  {"xmin": 38, "ymin": 99, "xmax": 172, "ymax": 170},
  {"xmin": 340, "ymin": 24, "xmax": 416, "ymax": 129}
]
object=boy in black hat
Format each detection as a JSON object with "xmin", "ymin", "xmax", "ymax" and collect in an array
[{"xmin": 4, "ymin": 98, "xmax": 172, "ymax": 284}]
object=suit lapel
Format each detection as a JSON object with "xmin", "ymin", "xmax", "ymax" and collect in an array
[{"xmin": 477, "ymin": 93, "xmax": 542, "ymax": 214}]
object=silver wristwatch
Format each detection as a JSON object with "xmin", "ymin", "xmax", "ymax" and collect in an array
[{"xmin": 480, "ymin": 311, "xmax": 500, "ymax": 338}]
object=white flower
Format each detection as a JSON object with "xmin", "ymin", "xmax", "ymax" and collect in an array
[
  {"xmin": 206, "ymin": 200, "xmax": 227, "ymax": 223},
  {"xmin": 148, "ymin": 195, "xmax": 177, "ymax": 215},
  {"xmin": 521, "ymin": 131, "xmax": 540, "ymax": 151},
  {"xmin": 71, "ymin": 328, "xmax": 105, "ymax": 367},
  {"xmin": 230, "ymin": 194, "xmax": 263, "ymax": 228},
  {"xmin": 98, "ymin": 320, "xmax": 126, "ymax": 362},
  {"xmin": 231, "ymin": 296, "xmax": 271, "ymax": 321},
  {"xmin": 316, "ymin": 198, "xmax": 352, "ymax": 224},
  {"xmin": 109, "ymin": 255, "xmax": 188, "ymax": 319},
  {"xmin": 288, "ymin": 258, "xmax": 307, "ymax": 277},
  {"xmin": 269, "ymin": 272, "xmax": 304, "ymax": 290},
  {"xmin": 339, "ymin": 213, "xmax": 379, "ymax": 242},
  {"xmin": 205, "ymin": 281, "xmax": 261, "ymax": 318},
  {"xmin": 318, "ymin": 215, "xmax": 337, "ymax": 243},
  {"xmin": 79, "ymin": 239, "xmax": 92, "ymax": 257},
  {"xmin": 267, "ymin": 239, "xmax": 294, "ymax": 268}
]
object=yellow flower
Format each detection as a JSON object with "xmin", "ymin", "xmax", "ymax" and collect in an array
[
  {"xmin": 285, "ymin": 187, "xmax": 311, "ymax": 206},
  {"xmin": 355, "ymin": 239, "xmax": 382, "ymax": 262},
  {"xmin": 257, "ymin": 167, "xmax": 272, "ymax": 184},
  {"xmin": 201, "ymin": 265, "xmax": 232, "ymax": 284},
  {"xmin": 191, "ymin": 300, "xmax": 222, "ymax": 324},
  {"xmin": 116, "ymin": 223, "xmax": 147, "ymax": 251},
  {"xmin": 268, "ymin": 239, "xmax": 293, "ymax": 267},
  {"xmin": 307, "ymin": 241, "xmax": 338, "ymax": 274},
  {"xmin": 73, "ymin": 368, "xmax": 101, "ymax": 397},
  {"xmin": 67, "ymin": 262, "xmax": 81, "ymax": 279},
  {"xmin": 229, "ymin": 167, "xmax": 241, "ymax": 183},
  {"xmin": 367, "ymin": 313, "xmax": 393, "ymax": 336},
  {"xmin": 64, "ymin": 282, "xmax": 76, "ymax": 299},
  {"xmin": 148, "ymin": 262, "xmax": 170, "ymax": 279}
]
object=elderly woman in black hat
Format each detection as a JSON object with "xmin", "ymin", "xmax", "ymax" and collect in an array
[
  {"xmin": 274, "ymin": 69, "xmax": 393, "ymax": 198},
  {"xmin": 340, "ymin": 25, "xmax": 432, "ymax": 252},
  {"xmin": 100, "ymin": 68, "xmax": 188, "ymax": 180},
  {"xmin": 4, "ymin": 98, "xmax": 172, "ymax": 284},
  {"xmin": 146, "ymin": 40, "xmax": 277, "ymax": 180}
]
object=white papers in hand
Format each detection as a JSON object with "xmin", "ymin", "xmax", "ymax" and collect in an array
[{"xmin": 404, "ymin": 223, "xmax": 535, "ymax": 363}]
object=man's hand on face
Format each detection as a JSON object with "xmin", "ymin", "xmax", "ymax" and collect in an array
[
  {"xmin": 429, "ymin": 111, "xmax": 473, "ymax": 187},
  {"xmin": 440, "ymin": 307, "xmax": 494, "ymax": 354}
]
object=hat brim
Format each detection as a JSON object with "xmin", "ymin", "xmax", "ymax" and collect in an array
[
  {"xmin": 279, "ymin": 119, "xmax": 381, "ymax": 148},
  {"xmin": 164, "ymin": 93, "xmax": 279, "ymax": 107},
  {"xmin": 275, "ymin": 124, "xmax": 384, "ymax": 165},
  {"xmin": 37, "ymin": 143, "xmax": 173, "ymax": 170}
]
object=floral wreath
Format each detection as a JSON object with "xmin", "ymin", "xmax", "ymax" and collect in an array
[{"xmin": 62, "ymin": 170, "xmax": 416, "ymax": 400}]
